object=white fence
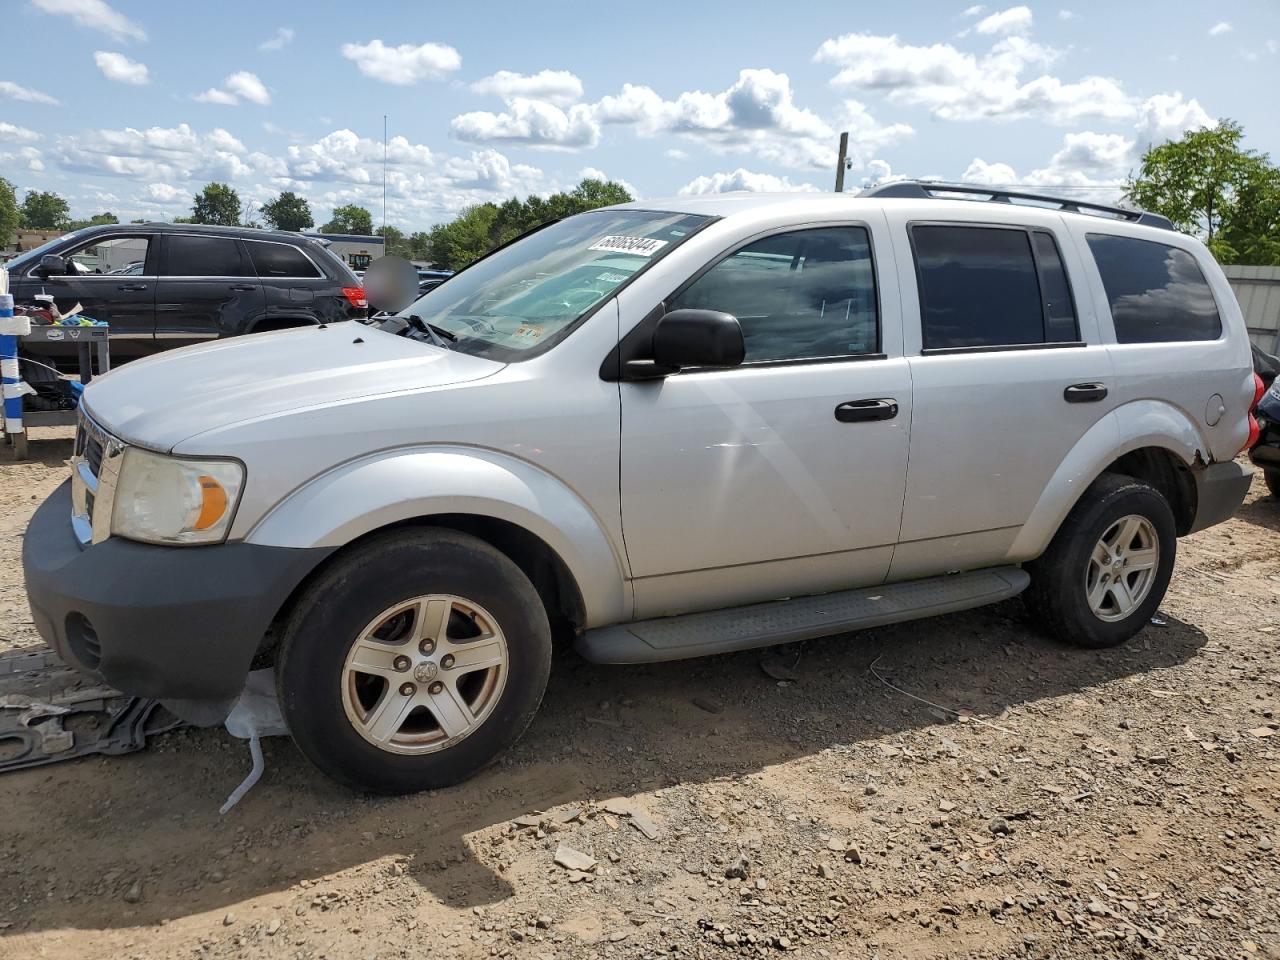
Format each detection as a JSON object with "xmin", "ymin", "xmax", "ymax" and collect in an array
[{"xmin": 1225, "ymin": 265, "xmax": 1280, "ymax": 355}]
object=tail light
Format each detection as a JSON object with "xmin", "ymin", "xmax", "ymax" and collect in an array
[
  {"xmin": 1244, "ymin": 373, "xmax": 1265, "ymax": 452},
  {"xmin": 342, "ymin": 287, "xmax": 367, "ymax": 310}
]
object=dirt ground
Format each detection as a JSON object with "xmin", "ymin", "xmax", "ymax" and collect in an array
[{"xmin": 1, "ymin": 426, "xmax": 1278, "ymax": 960}]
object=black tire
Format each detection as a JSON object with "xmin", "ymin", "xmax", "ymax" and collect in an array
[
  {"xmin": 1025, "ymin": 474, "xmax": 1176, "ymax": 649},
  {"xmin": 1266, "ymin": 469, "xmax": 1280, "ymax": 500},
  {"xmin": 276, "ymin": 527, "xmax": 551, "ymax": 794}
]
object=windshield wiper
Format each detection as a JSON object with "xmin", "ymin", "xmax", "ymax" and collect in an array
[{"xmin": 404, "ymin": 314, "xmax": 456, "ymax": 349}]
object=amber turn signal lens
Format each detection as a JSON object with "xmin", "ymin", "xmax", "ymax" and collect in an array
[{"xmin": 194, "ymin": 475, "xmax": 229, "ymax": 530}]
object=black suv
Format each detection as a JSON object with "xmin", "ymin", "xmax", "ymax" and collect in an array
[{"xmin": 5, "ymin": 223, "xmax": 367, "ymax": 368}]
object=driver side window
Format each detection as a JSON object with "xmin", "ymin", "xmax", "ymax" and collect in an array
[
  {"xmin": 53, "ymin": 236, "xmax": 151, "ymax": 276},
  {"xmin": 669, "ymin": 226, "xmax": 880, "ymax": 363}
]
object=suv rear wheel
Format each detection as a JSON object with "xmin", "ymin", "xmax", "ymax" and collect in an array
[
  {"xmin": 276, "ymin": 528, "xmax": 551, "ymax": 794},
  {"xmin": 1025, "ymin": 474, "xmax": 1176, "ymax": 649}
]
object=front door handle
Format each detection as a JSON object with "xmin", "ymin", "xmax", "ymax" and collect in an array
[
  {"xmin": 117, "ymin": 283, "xmax": 148, "ymax": 291},
  {"xmin": 1064, "ymin": 382, "xmax": 1108, "ymax": 403},
  {"xmin": 835, "ymin": 399, "xmax": 899, "ymax": 423},
  {"xmin": 229, "ymin": 284, "xmax": 256, "ymax": 292}
]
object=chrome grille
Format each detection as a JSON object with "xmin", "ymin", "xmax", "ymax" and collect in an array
[{"xmin": 70, "ymin": 410, "xmax": 125, "ymax": 547}]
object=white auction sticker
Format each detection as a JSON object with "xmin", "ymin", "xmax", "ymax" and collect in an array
[{"xmin": 588, "ymin": 235, "xmax": 669, "ymax": 257}]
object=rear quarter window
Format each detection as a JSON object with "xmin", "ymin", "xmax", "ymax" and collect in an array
[
  {"xmin": 1086, "ymin": 234, "xmax": 1222, "ymax": 343},
  {"xmin": 248, "ymin": 241, "xmax": 323, "ymax": 278}
]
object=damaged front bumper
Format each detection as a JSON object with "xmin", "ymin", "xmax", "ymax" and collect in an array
[{"xmin": 22, "ymin": 481, "xmax": 332, "ymax": 725}]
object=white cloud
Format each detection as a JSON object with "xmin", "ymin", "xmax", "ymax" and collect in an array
[
  {"xmin": 54, "ymin": 123, "xmax": 255, "ymax": 183},
  {"xmin": 961, "ymin": 5, "xmax": 985, "ymax": 16},
  {"xmin": 93, "ymin": 50, "xmax": 149, "ymax": 85},
  {"xmin": 30, "ymin": 0, "xmax": 145, "ymax": 42},
  {"xmin": 1058, "ymin": 9, "xmax": 1075, "ymax": 20},
  {"xmin": 960, "ymin": 158, "xmax": 1019, "ymax": 185},
  {"xmin": 146, "ymin": 183, "xmax": 187, "ymax": 204},
  {"xmin": 679, "ymin": 168, "xmax": 822, "ymax": 195},
  {"xmin": 1133, "ymin": 92, "xmax": 1213, "ymax": 149},
  {"xmin": 0, "ymin": 146, "xmax": 44, "ymax": 173},
  {"xmin": 194, "ymin": 71, "xmax": 270, "ymax": 106},
  {"xmin": 578, "ymin": 166, "xmax": 638, "ymax": 199},
  {"xmin": 1267, "ymin": 39, "xmax": 1279, "ymax": 54},
  {"xmin": 0, "ymin": 122, "xmax": 40, "ymax": 143},
  {"xmin": 1208, "ymin": 21, "xmax": 1232, "ymax": 37},
  {"xmin": 665, "ymin": 148, "xmax": 689, "ymax": 160},
  {"xmin": 975, "ymin": 6, "xmax": 1033, "ymax": 35},
  {"xmin": 340, "ymin": 39, "xmax": 461, "ymax": 85},
  {"xmin": 471, "ymin": 69, "xmax": 583, "ymax": 107},
  {"xmin": 0, "ymin": 80, "xmax": 60, "ymax": 105},
  {"xmin": 816, "ymin": 30, "xmax": 1134, "ymax": 125},
  {"xmin": 451, "ymin": 100, "xmax": 600, "ymax": 150},
  {"xmin": 259, "ymin": 27, "xmax": 294, "ymax": 52}
]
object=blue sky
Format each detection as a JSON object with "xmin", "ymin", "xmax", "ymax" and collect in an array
[{"xmin": 2, "ymin": 0, "xmax": 1278, "ymax": 231}]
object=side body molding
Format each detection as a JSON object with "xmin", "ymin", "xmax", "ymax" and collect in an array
[
  {"xmin": 1007, "ymin": 399, "xmax": 1208, "ymax": 561},
  {"xmin": 245, "ymin": 445, "xmax": 629, "ymax": 627}
]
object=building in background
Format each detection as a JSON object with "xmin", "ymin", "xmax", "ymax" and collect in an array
[
  {"xmin": 1, "ymin": 229, "xmax": 64, "ymax": 263},
  {"xmin": 1225, "ymin": 266, "xmax": 1280, "ymax": 355},
  {"xmin": 307, "ymin": 233, "xmax": 384, "ymax": 272}
]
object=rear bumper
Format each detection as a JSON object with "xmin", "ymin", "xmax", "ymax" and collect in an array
[
  {"xmin": 1248, "ymin": 409, "xmax": 1280, "ymax": 470},
  {"xmin": 22, "ymin": 481, "xmax": 331, "ymax": 722},
  {"xmin": 1187, "ymin": 460, "xmax": 1254, "ymax": 535}
]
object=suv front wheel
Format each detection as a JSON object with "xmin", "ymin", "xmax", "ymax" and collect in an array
[
  {"xmin": 1025, "ymin": 474, "xmax": 1176, "ymax": 649},
  {"xmin": 276, "ymin": 528, "xmax": 552, "ymax": 794}
]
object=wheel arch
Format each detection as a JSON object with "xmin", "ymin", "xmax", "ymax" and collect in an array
[
  {"xmin": 245, "ymin": 445, "xmax": 629, "ymax": 634},
  {"xmin": 248, "ymin": 314, "xmax": 320, "ymax": 333},
  {"xmin": 1009, "ymin": 400, "xmax": 1207, "ymax": 560}
]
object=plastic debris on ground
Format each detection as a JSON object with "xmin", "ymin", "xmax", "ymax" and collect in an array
[{"xmin": 220, "ymin": 669, "xmax": 290, "ymax": 814}]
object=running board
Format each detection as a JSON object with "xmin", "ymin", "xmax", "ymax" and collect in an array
[{"xmin": 577, "ymin": 566, "xmax": 1030, "ymax": 664}]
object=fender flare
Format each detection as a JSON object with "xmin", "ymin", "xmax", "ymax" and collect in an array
[
  {"xmin": 1007, "ymin": 399, "xmax": 1207, "ymax": 561},
  {"xmin": 245, "ymin": 444, "xmax": 629, "ymax": 626}
]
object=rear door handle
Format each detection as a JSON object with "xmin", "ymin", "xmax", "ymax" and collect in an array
[
  {"xmin": 117, "ymin": 283, "xmax": 148, "ymax": 291},
  {"xmin": 1064, "ymin": 383, "xmax": 1108, "ymax": 403},
  {"xmin": 229, "ymin": 284, "xmax": 256, "ymax": 292},
  {"xmin": 835, "ymin": 399, "xmax": 898, "ymax": 423}
]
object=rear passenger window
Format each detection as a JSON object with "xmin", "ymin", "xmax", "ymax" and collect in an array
[
  {"xmin": 1086, "ymin": 234, "xmax": 1222, "ymax": 343},
  {"xmin": 163, "ymin": 235, "xmax": 252, "ymax": 277},
  {"xmin": 248, "ymin": 241, "xmax": 322, "ymax": 278},
  {"xmin": 669, "ymin": 226, "xmax": 878, "ymax": 363},
  {"xmin": 913, "ymin": 225, "xmax": 1078, "ymax": 350}
]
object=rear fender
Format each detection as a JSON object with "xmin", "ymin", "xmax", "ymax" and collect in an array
[
  {"xmin": 1008, "ymin": 399, "xmax": 1206, "ymax": 560},
  {"xmin": 244, "ymin": 445, "xmax": 629, "ymax": 627}
]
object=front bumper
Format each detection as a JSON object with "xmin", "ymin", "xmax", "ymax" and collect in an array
[
  {"xmin": 22, "ymin": 481, "xmax": 332, "ymax": 722},
  {"xmin": 1187, "ymin": 460, "xmax": 1254, "ymax": 535}
]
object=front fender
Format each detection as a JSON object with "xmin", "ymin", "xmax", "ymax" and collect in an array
[
  {"xmin": 245, "ymin": 445, "xmax": 629, "ymax": 627},
  {"xmin": 1007, "ymin": 399, "xmax": 1207, "ymax": 561}
]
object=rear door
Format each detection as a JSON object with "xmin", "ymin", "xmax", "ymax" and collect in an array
[
  {"xmin": 155, "ymin": 234, "xmax": 265, "ymax": 347},
  {"xmin": 889, "ymin": 215, "xmax": 1117, "ymax": 579},
  {"xmin": 244, "ymin": 238, "xmax": 330, "ymax": 326}
]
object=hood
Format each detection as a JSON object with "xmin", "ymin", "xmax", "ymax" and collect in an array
[{"xmin": 82, "ymin": 323, "xmax": 503, "ymax": 451}]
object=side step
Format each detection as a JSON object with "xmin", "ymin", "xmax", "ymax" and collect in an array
[{"xmin": 577, "ymin": 566, "xmax": 1030, "ymax": 664}]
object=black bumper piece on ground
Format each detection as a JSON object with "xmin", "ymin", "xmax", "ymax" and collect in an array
[
  {"xmin": 1187, "ymin": 460, "xmax": 1255, "ymax": 534},
  {"xmin": 22, "ymin": 481, "xmax": 332, "ymax": 722}
]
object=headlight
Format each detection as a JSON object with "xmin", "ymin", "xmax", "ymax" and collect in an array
[{"xmin": 111, "ymin": 448, "xmax": 245, "ymax": 545}]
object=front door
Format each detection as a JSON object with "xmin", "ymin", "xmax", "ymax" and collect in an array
[
  {"xmin": 33, "ymin": 234, "xmax": 157, "ymax": 363},
  {"xmin": 155, "ymin": 233, "xmax": 264, "ymax": 348},
  {"xmin": 619, "ymin": 223, "xmax": 912, "ymax": 618}
]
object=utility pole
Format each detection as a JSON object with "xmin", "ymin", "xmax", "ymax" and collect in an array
[
  {"xmin": 382, "ymin": 114, "xmax": 388, "ymax": 237},
  {"xmin": 834, "ymin": 132, "xmax": 849, "ymax": 192}
]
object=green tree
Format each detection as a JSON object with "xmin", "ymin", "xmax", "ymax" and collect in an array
[
  {"xmin": 424, "ymin": 177, "xmax": 633, "ymax": 270},
  {"xmin": 260, "ymin": 191, "xmax": 313, "ymax": 232},
  {"xmin": 376, "ymin": 224, "xmax": 411, "ymax": 257},
  {"xmin": 191, "ymin": 182, "xmax": 242, "ymax": 226},
  {"xmin": 407, "ymin": 230, "xmax": 431, "ymax": 260},
  {"xmin": 321, "ymin": 204, "xmax": 373, "ymax": 235},
  {"xmin": 1126, "ymin": 120, "xmax": 1280, "ymax": 264},
  {"xmin": 19, "ymin": 190, "xmax": 71, "ymax": 229},
  {"xmin": 67, "ymin": 212, "xmax": 119, "ymax": 230},
  {"xmin": 0, "ymin": 177, "xmax": 19, "ymax": 249}
]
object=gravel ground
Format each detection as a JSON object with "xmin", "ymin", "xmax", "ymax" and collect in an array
[{"xmin": 1, "ymin": 426, "xmax": 1278, "ymax": 960}]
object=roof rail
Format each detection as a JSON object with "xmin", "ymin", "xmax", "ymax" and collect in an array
[{"xmin": 860, "ymin": 180, "xmax": 1175, "ymax": 231}]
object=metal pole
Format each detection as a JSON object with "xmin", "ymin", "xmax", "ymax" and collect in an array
[
  {"xmin": 382, "ymin": 114, "xmax": 388, "ymax": 236},
  {"xmin": 834, "ymin": 132, "xmax": 849, "ymax": 193}
]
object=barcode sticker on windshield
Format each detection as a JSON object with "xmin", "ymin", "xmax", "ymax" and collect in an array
[{"xmin": 589, "ymin": 236, "xmax": 669, "ymax": 257}]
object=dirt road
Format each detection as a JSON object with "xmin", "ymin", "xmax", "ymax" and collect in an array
[{"xmin": 1, "ymin": 427, "xmax": 1277, "ymax": 960}]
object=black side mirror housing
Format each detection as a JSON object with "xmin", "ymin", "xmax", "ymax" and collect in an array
[
  {"xmin": 625, "ymin": 309, "xmax": 744, "ymax": 379},
  {"xmin": 37, "ymin": 254, "xmax": 67, "ymax": 277}
]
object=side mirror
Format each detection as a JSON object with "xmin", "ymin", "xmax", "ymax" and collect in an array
[
  {"xmin": 629, "ymin": 309, "xmax": 744, "ymax": 378},
  {"xmin": 37, "ymin": 254, "xmax": 67, "ymax": 278}
]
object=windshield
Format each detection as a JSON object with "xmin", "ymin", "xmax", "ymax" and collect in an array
[
  {"xmin": 386, "ymin": 209, "xmax": 711, "ymax": 360},
  {"xmin": 2, "ymin": 228, "xmax": 92, "ymax": 274}
]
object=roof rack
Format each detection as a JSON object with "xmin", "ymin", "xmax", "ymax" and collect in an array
[{"xmin": 859, "ymin": 180, "xmax": 1175, "ymax": 231}]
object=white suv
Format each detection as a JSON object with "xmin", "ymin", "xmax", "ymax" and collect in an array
[{"xmin": 22, "ymin": 182, "xmax": 1259, "ymax": 793}]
